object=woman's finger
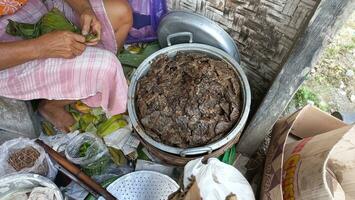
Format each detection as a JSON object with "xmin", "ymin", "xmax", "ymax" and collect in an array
[
  {"xmin": 71, "ymin": 33, "xmax": 86, "ymax": 43},
  {"xmin": 81, "ymin": 15, "xmax": 92, "ymax": 35},
  {"xmin": 86, "ymin": 36, "xmax": 100, "ymax": 43},
  {"xmin": 85, "ymin": 42, "xmax": 99, "ymax": 46},
  {"xmin": 71, "ymin": 44, "xmax": 84, "ymax": 56},
  {"xmin": 72, "ymin": 41, "xmax": 86, "ymax": 53},
  {"xmin": 72, "ymin": 47, "xmax": 83, "ymax": 57},
  {"xmin": 92, "ymin": 19, "xmax": 101, "ymax": 41}
]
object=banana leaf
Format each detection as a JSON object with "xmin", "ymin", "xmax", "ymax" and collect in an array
[
  {"xmin": 40, "ymin": 8, "xmax": 79, "ymax": 35},
  {"xmin": 219, "ymin": 145, "xmax": 237, "ymax": 165},
  {"xmin": 118, "ymin": 41, "xmax": 160, "ymax": 68},
  {"xmin": 6, "ymin": 8, "xmax": 95, "ymax": 42},
  {"xmin": 6, "ymin": 20, "xmax": 40, "ymax": 39}
]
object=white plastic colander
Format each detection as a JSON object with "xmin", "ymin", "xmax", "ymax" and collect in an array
[{"xmin": 98, "ymin": 171, "xmax": 179, "ymax": 200}]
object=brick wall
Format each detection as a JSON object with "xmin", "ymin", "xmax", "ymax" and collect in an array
[{"xmin": 167, "ymin": 0, "xmax": 319, "ymax": 105}]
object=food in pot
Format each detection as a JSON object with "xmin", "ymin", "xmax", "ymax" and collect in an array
[{"xmin": 136, "ymin": 52, "xmax": 243, "ymax": 148}]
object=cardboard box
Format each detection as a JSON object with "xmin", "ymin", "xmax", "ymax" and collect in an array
[
  {"xmin": 261, "ymin": 105, "xmax": 355, "ymax": 200},
  {"xmin": 169, "ymin": 179, "xmax": 201, "ymax": 200}
]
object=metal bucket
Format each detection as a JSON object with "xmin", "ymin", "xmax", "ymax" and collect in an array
[{"xmin": 128, "ymin": 43, "xmax": 251, "ymax": 157}]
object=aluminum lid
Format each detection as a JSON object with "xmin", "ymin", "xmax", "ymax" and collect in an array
[{"xmin": 157, "ymin": 11, "xmax": 240, "ymax": 63}]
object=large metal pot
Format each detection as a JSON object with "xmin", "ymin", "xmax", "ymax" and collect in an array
[
  {"xmin": 158, "ymin": 11, "xmax": 241, "ymax": 63},
  {"xmin": 128, "ymin": 37, "xmax": 251, "ymax": 157}
]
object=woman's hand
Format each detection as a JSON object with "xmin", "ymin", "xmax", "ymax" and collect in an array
[
  {"xmin": 36, "ymin": 31, "xmax": 86, "ymax": 59},
  {"xmin": 79, "ymin": 7, "xmax": 101, "ymax": 45}
]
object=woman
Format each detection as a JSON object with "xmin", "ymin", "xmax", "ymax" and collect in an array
[{"xmin": 0, "ymin": 0, "xmax": 133, "ymax": 131}]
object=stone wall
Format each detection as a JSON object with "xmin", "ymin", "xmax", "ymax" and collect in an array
[{"xmin": 167, "ymin": 0, "xmax": 320, "ymax": 106}]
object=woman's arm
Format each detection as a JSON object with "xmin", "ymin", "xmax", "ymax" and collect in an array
[
  {"xmin": 65, "ymin": 0, "xmax": 92, "ymax": 17},
  {"xmin": 0, "ymin": 31, "xmax": 86, "ymax": 70},
  {"xmin": 0, "ymin": 39, "xmax": 40, "ymax": 70},
  {"xmin": 65, "ymin": 0, "xmax": 101, "ymax": 45}
]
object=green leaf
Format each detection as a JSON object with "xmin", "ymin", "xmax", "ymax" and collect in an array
[
  {"xmin": 220, "ymin": 145, "xmax": 237, "ymax": 165},
  {"xmin": 6, "ymin": 20, "xmax": 40, "ymax": 39},
  {"xmin": 118, "ymin": 42, "xmax": 160, "ymax": 68},
  {"xmin": 90, "ymin": 107, "xmax": 105, "ymax": 116},
  {"xmin": 79, "ymin": 141, "xmax": 92, "ymax": 157},
  {"xmin": 85, "ymin": 122, "xmax": 97, "ymax": 133},
  {"xmin": 137, "ymin": 146, "xmax": 151, "ymax": 161}
]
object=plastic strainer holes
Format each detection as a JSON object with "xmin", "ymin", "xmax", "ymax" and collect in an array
[{"xmin": 98, "ymin": 171, "xmax": 179, "ymax": 200}]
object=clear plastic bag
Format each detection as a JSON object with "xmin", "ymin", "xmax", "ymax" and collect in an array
[
  {"xmin": 65, "ymin": 133, "xmax": 109, "ymax": 176},
  {"xmin": 0, "ymin": 138, "xmax": 57, "ymax": 180},
  {"xmin": 40, "ymin": 131, "xmax": 79, "ymax": 153},
  {"xmin": 184, "ymin": 158, "xmax": 255, "ymax": 200},
  {"xmin": 127, "ymin": 0, "xmax": 167, "ymax": 43}
]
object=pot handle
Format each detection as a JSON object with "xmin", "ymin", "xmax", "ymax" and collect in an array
[
  {"xmin": 180, "ymin": 146, "xmax": 213, "ymax": 157},
  {"xmin": 167, "ymin": 32, "xmax": 193, "ymax": 46}
]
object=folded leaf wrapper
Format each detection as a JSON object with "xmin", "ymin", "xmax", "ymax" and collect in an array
[{"xmin": 6, "ymin": 8, "xmax": 96, "ymax": 42}]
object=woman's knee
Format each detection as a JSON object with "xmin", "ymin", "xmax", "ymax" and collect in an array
[
  {"xmin": 82, "ymin": 48, "xmax": 120, "ymax": 76},
  {"xmin": 104, "ymin": 0, "xmax": 133, "ymax": 32},
  {"xmin": 101, "ymin": 50, "xmax": 121, "ymax": 73}
]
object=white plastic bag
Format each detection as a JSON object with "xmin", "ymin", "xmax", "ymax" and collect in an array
[
  {"xmin": 103, "ymin": 116, "xmax": 140, "ymax": 155},
  {"xmin": 40, "ymin": 131, "xmax": 79, "ymax": 153},
  {"xmin": 184, "ymin": 158, "xmax": 255, "ymax": 200},
  {"xmin": 28, "ymin": 187, "xmax": 58, "ymax": 200},
  {"xmin": 65, "ymin": 133, "xmax": 108, "ymax": 166},
  {"xmin": 0, "ymin": 138, "xmax": 57, "ymax": 180}
]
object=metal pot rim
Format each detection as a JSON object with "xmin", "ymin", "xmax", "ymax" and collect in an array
[{"xmin": 128, "ymin": 43, "xmax": 251, "ymax": 156}]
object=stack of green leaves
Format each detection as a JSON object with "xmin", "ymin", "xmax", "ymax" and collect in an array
[
  {"xmin": 96, "ymin": 114, "xmax": 127, "ymax": 138},
  {"xmin": 118, "ymin": 42, "xmax": 161, "ymax": 79},
  {"xmin": 118, "ymin": 42, "xmax": 160, "ymax": 68},
  {"xmin": 68, "ymin": 101, "xmax": 128, "ymax": 138},
  {"xmin": 6, "ymin": 8, "xmax": 95, "ymax": 42},
  {"xmin": 68, "ymin": 103, "xmax": 107, "ymax": 133}
]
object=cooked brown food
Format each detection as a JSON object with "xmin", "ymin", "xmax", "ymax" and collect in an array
[{"xmin": 136, "ymin": 52, "xmax": 243, "ymax": 148}]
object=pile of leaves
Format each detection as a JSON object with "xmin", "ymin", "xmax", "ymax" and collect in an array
[
  {"xmin": 6, "ymin": 8, "xmax": 96, "ymax": 41},
  {"xmin": 68, "ymin": 101, "xmax": 127, "ymax": 138}
]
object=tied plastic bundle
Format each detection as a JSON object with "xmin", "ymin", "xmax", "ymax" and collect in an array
[
  {"xmin": 184, "ymin": 158, "xmax": 255, "ymax": 200},
  {"xmin": 0, "ymin": 138, "xmax": 57, "ymax": 180},
  {"xmin": 9, "ymin": 187, "xmax": 59, "ymax": 200},
  {"xmin": 6, "ymin": 8, "xmax": 95, "ymax": 41},
  {"xmin": 65, "ymin": 133, "xmax": 110, "ymax": 176}
]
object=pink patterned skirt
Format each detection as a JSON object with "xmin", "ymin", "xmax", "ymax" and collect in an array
[{"xmin": 0, "ymin": 0, "xmax": 128, "ymax": 116}]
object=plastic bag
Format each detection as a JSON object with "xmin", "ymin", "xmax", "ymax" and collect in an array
[
  {"xmin": 127, "ymin": 0, "xmax": 167, "ymax": 43},
  {"xmin": 103, "ymin": 116, "xmax": 140, "ymax": 156},
  {"xmin": 184, "ymin": 158, "xmax": 255, "ymax": 200},
  {"xmin": 28, "ymin": 187, "xmax": 58, "ymax": 200},
  {"xmin": 40, "ymin": 131, "xmax": 79, "ymax": 153},
  {"xmin": 65, "ymin": 133, "xmax": 110, "ymax": 176},
  {"xmin": 0, "ymin": 138, "xmax": 57, "ymax": 180}
]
